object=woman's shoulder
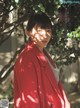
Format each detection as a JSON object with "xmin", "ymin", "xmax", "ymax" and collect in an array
[{"xmin": 15, "ymin": 44, "xmax": 40, "ymax": 68}]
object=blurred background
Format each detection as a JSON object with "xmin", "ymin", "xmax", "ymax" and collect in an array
[{"xmin": 0, "ymin": 0, "xmax": 80, "ymax": 107}]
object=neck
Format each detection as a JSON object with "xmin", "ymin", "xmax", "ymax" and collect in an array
[
  {"xmin": 36, "ymin": 44, "xmax": 44, "ymax": 52},
  {"xmin": 30, "ymin": 40, "xmax": 44, "ymax": 52}
]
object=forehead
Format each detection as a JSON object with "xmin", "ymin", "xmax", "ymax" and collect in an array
[
  {"xmin": 33, "ymin": 25, "xmax": 52, "ymax": 31},
  {"xmin": 34, "ymin": 24, "xmax": 52, "ymax": 30},
  {"xmin": 36, "ymin": 27, "xmax": 52, "ymax": 31},
  {"xmin": 33, "ymin": 26, "xmax": 52, "ymax": 34}
]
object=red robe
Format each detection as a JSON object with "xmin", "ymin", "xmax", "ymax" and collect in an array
[{"xmin": 14, "ymin": 41, "xmax": 70, "ymax": 108}]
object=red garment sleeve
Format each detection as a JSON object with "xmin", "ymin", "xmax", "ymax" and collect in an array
[
  {"xmin": 14, "ymin": 68, "xmax": 20, "ymax": 108},
  {"xmin": 14, "ymin": 56, "xmax": 41, "ymax": 108}
]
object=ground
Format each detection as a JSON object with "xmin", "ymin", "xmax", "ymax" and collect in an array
[{"xmin": 69, "ymin": 92, "xmax": 80, "ymax": 108}]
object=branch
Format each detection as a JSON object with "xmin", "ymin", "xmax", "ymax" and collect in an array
[
  {"xmin": 0, "ymin": 13, "xmax": 28, "ymax": 45},
  {"xmin": 0, "ymin": 44, "xmax": 25, "ymax": 84}
]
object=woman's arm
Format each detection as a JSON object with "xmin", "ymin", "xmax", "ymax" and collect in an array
[{"xmin": 14, "ymin": 57, "xmax": 41, "ymax": 108}]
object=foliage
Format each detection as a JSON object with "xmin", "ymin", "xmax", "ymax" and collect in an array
[
  {"xmin": 68, "ymin": 26, "xmax": 80, "ymax": 40},
  {"xmin": 50, "ymin": 25, "xmax": 80, "ymax": 66},
  {"xmin": 0, "ymin": 79, "xmax": 13, "ymax": 107}
]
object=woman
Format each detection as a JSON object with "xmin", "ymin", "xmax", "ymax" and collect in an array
[{"xmin": 14, "ymin": 12, "xmax": 70, "ymax": 108}]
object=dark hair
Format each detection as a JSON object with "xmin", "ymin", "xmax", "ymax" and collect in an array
[{"xmin": 26, "ymin": 12, "xmax": 52, "ymax": 31}]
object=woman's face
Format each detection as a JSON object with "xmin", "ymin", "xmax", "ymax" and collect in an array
[{"xmin": 27, "ymin": 26, "xmax": 52, "ymax": 51}]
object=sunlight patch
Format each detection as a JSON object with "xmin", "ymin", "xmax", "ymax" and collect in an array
[{"xmin": 27, "ymin": 95, "xmax": 38, "ymax": 103}]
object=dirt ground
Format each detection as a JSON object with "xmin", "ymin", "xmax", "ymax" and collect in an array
[{"xmin": 68, "ymin": 92, "xmax": 80, "ymax": 108}]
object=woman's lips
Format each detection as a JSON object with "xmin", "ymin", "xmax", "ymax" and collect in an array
[{"xmin": 42, "ymin": 40, "xmax": 47, "ymax": 43}]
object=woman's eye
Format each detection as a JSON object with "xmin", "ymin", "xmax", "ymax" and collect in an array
[
  {"xmin": 37, "ymin": 30, "xmax": 42, "ymax": 34},
  {"xmin": 46, "ymin": 29, "xmax": 52, "ymax": 33}
]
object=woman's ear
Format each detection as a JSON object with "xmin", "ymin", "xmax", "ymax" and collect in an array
[
  {"xmin": 26, "ymin": 28, "xmax": 36, "ymax": 37},
  {"xmin": 25, "ymin": 30, "xmax": 31, "ymax": 37}
]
